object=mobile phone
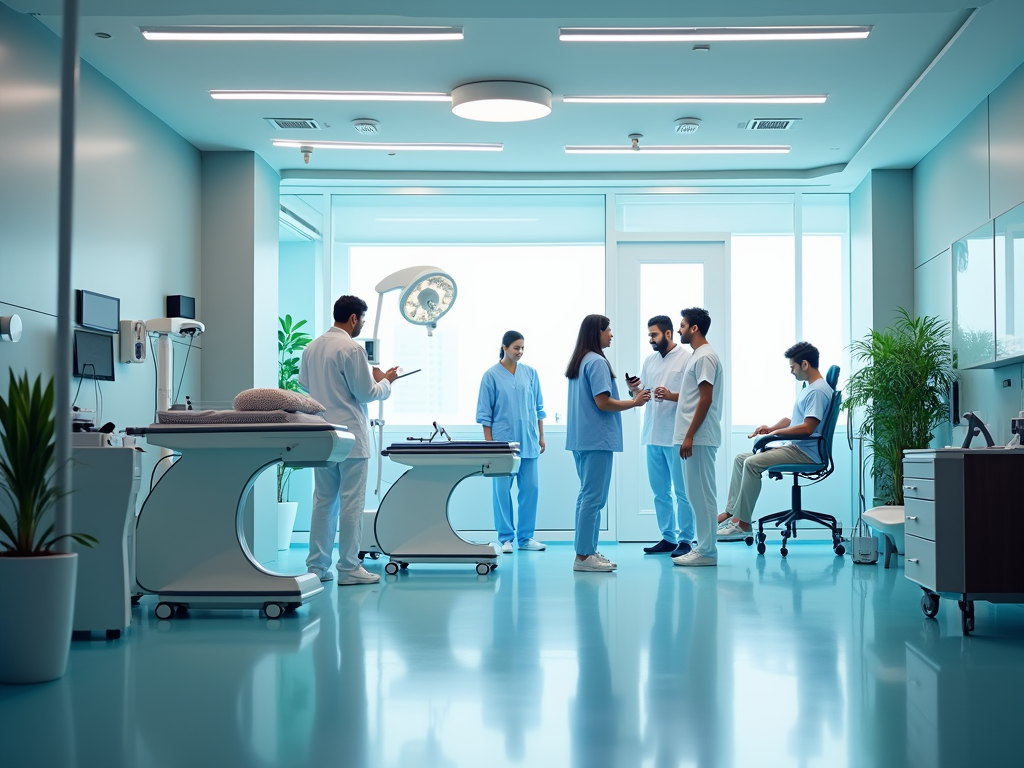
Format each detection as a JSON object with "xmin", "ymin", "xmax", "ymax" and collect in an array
[{"xmin": 394, "ymin": 368, "xmax": 421, "ymax": 379}]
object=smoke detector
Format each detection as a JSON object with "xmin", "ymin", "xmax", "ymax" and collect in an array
[
  {"xmin": 744, "ymin": 118, "xmax": 801, "ymax": 131},
  {"xmin": 352, "ymin": 118, "xmax": 380, "ymax": 134},
  {"xmin": 264, "ymin": 117, "xmax": 321, "ymax": 130},
  {"xmin": 674, "ymin": 117, "xmax": 701, "ymax": 134}
]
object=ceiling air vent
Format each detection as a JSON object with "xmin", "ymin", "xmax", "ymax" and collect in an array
[
  {"xmin": 265, "ymin": 118, "xmax": 321, "ymax": 130},
  {"xmin": 745, "ymin": 118, "xmax": 801, "ymax": 131}
]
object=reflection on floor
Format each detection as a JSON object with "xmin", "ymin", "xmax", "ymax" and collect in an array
[{"xmin": 3, "ymin": 542, "xmax": 1024, "ymax": 767}]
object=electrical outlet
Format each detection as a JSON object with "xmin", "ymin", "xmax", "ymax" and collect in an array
[{"xmin": 1003, "ymin": 379, "xmax": 1012, "ymax": 388}]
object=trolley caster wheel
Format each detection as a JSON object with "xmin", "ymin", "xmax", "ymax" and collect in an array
[
  {"xmin": 263, "ymin": 602, "xmax": 284, "ymax": 619},
  {"xmin": 155, "ymin": 602, "xmax": 175, "ymax": 620},
  {"xmin": 958, "ymin": 600, "xmax": 975, "ymax": 635},
  {"xmin": 476, "ymin": 563, "xmax": 491, "ymax": 576},
  {"xmin": 744, "ymin": 536, "xmax": 754, "ymax": 546},
  {"xmin": 757, "ymin": 532, "xmax": 767, "ymax": 544},
  {"xmin": 106, "ymin": 629, "xmax": 122, "ymax": 640},
  {"xmin": 130, "ymin": 594, "xmax": 142, "ymax": 606},
  {"xmin": 921, "ymin": 592, "xmax": 940, "ymax": 618},
  {"xmin": 385, "ymin": 562, "xmax": 399, "ymax": 576},
  {"xmin": 357, "ymin": 551, "xmax": 367, "ymax": 561},
  {"xmin": 490, "ymin": 563, "xmax": 497, "ymax": 571},
  {"xmin": 756, "ymin": 543, "xmax": 766, "ymax": 555},
  {"xmin": 780, "ymin": 547, "xmax": 789, "ymax": 558},
  {"xmin": 400, "ymin": 562, "xmax": 409, "ymax": 570},
  {"xmin": 285, "ymin": 603, "xmax": 300, "ymax": 614},
  {"xmin": 370, "ymin": 552, "xmax": 381, "ymax": 560},
  {"xmin": 834, "ymin": 544, "xmax": 846, "ymax": 556}
]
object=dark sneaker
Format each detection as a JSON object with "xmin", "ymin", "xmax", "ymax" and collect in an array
[
  {"xmin": 670, "ymin": 541, "xmax": 693, "ymax": 557},
  {"xmin": 644, "ymin": 539, "xmax": 677, "ymax": 554}
]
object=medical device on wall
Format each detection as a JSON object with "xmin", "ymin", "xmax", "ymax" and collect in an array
[
  {"xmin": 119, "ymin": 320, "xmax": 147, "ymax": 363},
  {"xmin": 0, "ymin": 314, "xmax": 22, "ymax": 342},
  {"xmin": 76, "ymin": 289, "xmax": 120, "ymax": 333},
  {"xmin": 367, "ymin": 265, "xmax": 458, "ymax": 494}
]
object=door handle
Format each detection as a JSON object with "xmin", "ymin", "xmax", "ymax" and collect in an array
[
  {"xmin": 903, "ymin": 485, "xmax": 917, "ymax": 491},
  {"xmin": 906, "ymin": 516, "xmax": 918, "ymax": 521},
  {"xmin": 908, "ymin": 558, "xmax": 920, "ymax": 564}
]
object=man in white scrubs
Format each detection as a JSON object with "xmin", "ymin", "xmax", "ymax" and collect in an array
[
  {"xmin": 627, "ymin": 316, "xmax": 695, "ymax": 556},
  {"xmin": 672, "ymin": 307, "xmax": 724, "ymax": 567},
  {"xmin": 300, "ymin": 295, "xmax": 399, "ymax": 585},
  {"xmin": 716, "ymin": 342, "xmax": 833, "ymax": 541}
]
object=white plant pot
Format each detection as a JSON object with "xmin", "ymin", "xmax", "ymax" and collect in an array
[
  {"xmin": 0, "ymin": 552, "xmax": 78, "ymax": 684},
  {"xmin": 277, "ymin": 502, "xmax": 299, "ymax": 551}
]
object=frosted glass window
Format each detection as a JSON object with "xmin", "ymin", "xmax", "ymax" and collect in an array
[
  {"xmin": 617, "ymin": 194, "xmax": 793, "ymax": 234},
  {"xmin": 639, "ymin": 263, "xmax": 705, "ymax": 349},
  {"xmin": 954, "ymin": 222, "xmax": 995, "ymax": 368},
  {"xmin": 731, "ymin": 236, "xmax": 796, "ymax": 425},
  {"xmin": 346, "ymin": 245, "xmax": 605, "ymax": 426},
  {"xmin": 995, "ymin": 201, "xmax": 1024, "ymax": 361}
]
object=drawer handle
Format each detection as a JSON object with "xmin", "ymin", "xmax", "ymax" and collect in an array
[
  {"xmin": 908, "ymin": 558, "xmax": 920, "ymax": 564},
  {"xmin": 906, "ymin": 516, "xmax": 918, "ymax": 521},
  {"xmin": 903, "ymin": 485, "xmax": 918, "ymax": 491}
]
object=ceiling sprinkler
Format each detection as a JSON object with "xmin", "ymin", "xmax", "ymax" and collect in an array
[
  {"xmin": 629, "ymin": 133, "xmax": 643, "ymax": 151},
  {"xmin": 300, "ymin": 145, "xmax": 313, "ymax": 164}
]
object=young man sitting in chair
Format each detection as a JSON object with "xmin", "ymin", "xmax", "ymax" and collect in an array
[{"xmin": 717, "ymin": 342, "xmax": 834, "ymax": 541}]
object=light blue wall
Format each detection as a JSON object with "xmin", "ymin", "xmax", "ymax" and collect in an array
[
  {"xmin": 0, "ymin": 5, "xmax": 201, "ymax": 518},
  {"xmin": 913, "ymin": 58, "xmax": 1024, "ymax": 445}
]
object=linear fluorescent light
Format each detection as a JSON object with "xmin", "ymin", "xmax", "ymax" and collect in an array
[
  {"xmin": 141, "ymin": 26, "xmax": 464, "ymax": 42},
  {"xmin": 559, "ymin": 26, "xmax": 871, "ymax": 42},
  {"xmin": 212, "ymin": 90, "xmax": 451, "ymax": 102},
  {"xmin": 273, "ymin": 140, "xmax": 502, "ymax": 152},
  {"xmin": 376, "ymin": 217, "xmax": 540, "ymax": 223},
  {"xmin": 563, "ymin": 94, "xmax": 827, "ymax": 105},
  {"xmin": 564, "ymin": 145, "xmax": 790, "ymax": 155}
]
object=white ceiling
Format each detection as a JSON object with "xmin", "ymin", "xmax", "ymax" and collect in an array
[{"xmin": 11, "ymin": 0, "xmax": 1024, "ymax": 190}]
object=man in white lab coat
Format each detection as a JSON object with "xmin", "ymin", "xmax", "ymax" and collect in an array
[{"xmin": 300, "ymin": 295, "xmax": 399, "ymax": 585}]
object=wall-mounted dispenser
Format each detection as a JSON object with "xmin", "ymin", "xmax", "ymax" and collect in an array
[{"xmin": 119, "ymin": 320, "xmax": 147, "ymax": 363}]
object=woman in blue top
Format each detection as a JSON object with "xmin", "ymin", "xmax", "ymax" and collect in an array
[
  {"xmin": 476, "ymin": 330, "xmax": 547, "ymax": 554},
  {"xmin": 565, "ymin": 315, "xmax": 651, "ymax": 572}
]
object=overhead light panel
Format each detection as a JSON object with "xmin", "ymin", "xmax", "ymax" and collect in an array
[
  {"xmin": 564, "ymin": 144, "xmax": 790, "ymax": 155},
  {"xmin": 563, "ymin": 94, "xmax": 827, "ymax": 105},
  {"xmin": 141, "ymin": 25, "xmax": 464, "ymax": 41},
  {"xmin": 211, "ymin": 90, "xmax": 452, "ymax": 102},
  {"xmin": 559, "ymin": 26, "xmax": 871, "ymax": 42},
  {"xmin": 451, "ymin": 81, "xmax": 552, "ymax": 122},
  {"xmin": 272, "ymin": 140, "xmax": 502, "ymax": 152}
]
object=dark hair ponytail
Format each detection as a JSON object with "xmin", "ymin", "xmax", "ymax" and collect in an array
[{"xmin": 499, "ymin": 330, "xmax": 524, "ymax": 360}]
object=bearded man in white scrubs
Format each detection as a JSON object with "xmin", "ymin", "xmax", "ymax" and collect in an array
[
  {"xmin": 299, "ymin": 295, "xmax": 398, "ymax": 585},
  {"xmin": 627, "ymin": 316, "xmax": 695, "ymax": 557}
]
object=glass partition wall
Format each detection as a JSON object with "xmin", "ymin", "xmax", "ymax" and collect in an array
[{"xmin": 280, "ymin": 190, "xmax": 851, "ymax": 543}]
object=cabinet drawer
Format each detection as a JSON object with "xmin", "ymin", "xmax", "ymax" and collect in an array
[
  {"xmin": 903, "ymin": 459, "xmax": 934, "ymax": 480},
  {"xmin": 904, "ymin": 497, "xmax": 936, "ymax": 540},
  {"xmin": 905, "ymin": 535, "xmax": 937, "ymax": 590},
  {"xmin": 901, "ymin": 477, "xmax": 934, "ymax": 501}
]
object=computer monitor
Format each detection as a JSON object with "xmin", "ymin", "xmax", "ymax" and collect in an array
[
  {"xmin": 75, "ymin": 290, "xmax": 120, "ymax": 333},
  {"xmin": 73, "ymin": 329, "xmax": 115, "ymax": 381}
]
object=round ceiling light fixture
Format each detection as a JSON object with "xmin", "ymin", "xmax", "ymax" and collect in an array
[{"xmin": 451, "ymin": 81, "xmax": 552, "ymax": 122}]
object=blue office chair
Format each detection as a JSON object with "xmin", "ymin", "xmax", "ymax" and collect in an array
[{"xmin": 746, "ymin": 365, "xmax": 844, "ymax": 558}]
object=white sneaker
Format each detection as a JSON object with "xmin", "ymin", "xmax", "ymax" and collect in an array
[
  {"xmin": 717, "ymin": 520, "xmax": 751, "ymax": 542},
  {"xmin": 518, "ymin": 538, "xmax": 546, "ymax": 551},
  {"xmin": 336, "ymin": 565, "xmax": 380, "ymax": 585},
  {"xmin": 573, "ymin": 555, "xmax": 615, "ymax": 572},
  {"xmin": 501, "ymin": 541, "xmax": 514, "ymax": 554},
  {"xmin": 308, "ymin": 567, "xmax": 335, "ymax": 582},
  {"xmin": 594, "ymin": 551, "xmax": 617, "ymax": 569},
  {"xmin": 672, "ymin": 550, "xmax": 718, "ymax": 567}
]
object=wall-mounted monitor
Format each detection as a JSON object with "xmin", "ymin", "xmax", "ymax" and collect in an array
[
  {"xmin": 73, "ymin": 329, "xmax": 115, "ymax": 381},
  {"xmin": 75, "ymin": 290, "xmax": 120, "ymax": 333}
]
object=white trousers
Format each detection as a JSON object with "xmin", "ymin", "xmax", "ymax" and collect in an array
[
  {"xmin": 724, "ymin": 446, "xmax": 818, "ymax": 524},
  {"xmin": 683, "ymin": 445, "xmax": 719, "ymax": 558},
  {"xmin": 306, "ymin": 457, "xmax": 369, "ymax": 574}
]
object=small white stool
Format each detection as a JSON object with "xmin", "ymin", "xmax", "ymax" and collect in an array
[{"xmin": 862, "ymin": 506, "xmax": 904, "ymax": 568}]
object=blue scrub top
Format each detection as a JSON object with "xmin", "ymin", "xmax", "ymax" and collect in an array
[
  {"xmin": 476, "ymin": 362, "xmax": 546, "ymax": 459},
  {"xmin": 566, "ymin": 352, "xmax": 623, "ymax": 452}
]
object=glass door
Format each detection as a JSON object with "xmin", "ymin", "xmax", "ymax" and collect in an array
[{"xmin": 613, "ymin": 240, "xmax": 729, "ymax": 542}]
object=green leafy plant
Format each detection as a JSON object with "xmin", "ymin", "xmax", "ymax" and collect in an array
[
  {"xmin": 843, "ymin": 309, "xmax": 955, "ymax": 506},
  {"xmin": 277, "ymin": 315, "xmax": 313, "ymax": 502},
  {"xmin": 0, "ymin": 371, "xmax": 96, "ymax": 555}
]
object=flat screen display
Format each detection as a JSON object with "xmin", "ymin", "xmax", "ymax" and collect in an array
[
  {"xmin": 73, "ymin": 330, "xmax": 115, "ymax": 381},
  {"xmin": 76, "ymin": 290, "xmax": 120, "ymax": 333}
]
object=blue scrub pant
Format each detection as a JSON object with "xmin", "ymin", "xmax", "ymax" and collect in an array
[
  {"xmin": 572, "ymin": 450, "xmax": 614, "ymax": 556},
  {"xmin": 492, "ymin": 457, "xmax": 539, "ymax": 544},
  {"xmin": 646, "ymin": 444, "xmax": 696, "ymax": 545}
]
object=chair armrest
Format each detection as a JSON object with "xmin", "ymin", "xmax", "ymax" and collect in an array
[{"xmin": 752, "ymin": 433, "xmax": 820, "ymax": 453}]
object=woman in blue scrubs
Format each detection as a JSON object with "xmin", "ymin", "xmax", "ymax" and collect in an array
[
  {"xmin": 476, "ymin": 330, "xmax": 547, "ymax": 554},
  {"xmin": 565, "ymin": 315, "xmax": 651, "ymax": 572}
]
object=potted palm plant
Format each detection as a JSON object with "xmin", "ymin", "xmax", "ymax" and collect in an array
[
  {"xmin": 277, "ymin": 315, "xmax": 313, "ymax": 550},
  {"xmin": 0, "ymin": 371, "xmax": 96, "ymax": 683},
  {"xmin": 843, "ymin": 310, "xmax": 955, "ymax": 560}
]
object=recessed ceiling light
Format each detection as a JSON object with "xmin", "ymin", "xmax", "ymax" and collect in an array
[
  {"xmin": 272, "ymin": 140, "xmax": 502, "ymax": 152},
  {"xmin": 564, "ymin": 144, "xmax": 790, "ymax": 154},
  {"xmin": 559, "ymin": 26, "xmax": 871, "ymax": 42},
  {"xmin": 451, "ymin": 81, "xmax": 552, "ymax": 122},
  {"xmin": 141, "ymin": 25, "xmax": 464, "ymax": 41},
  {"xmin": 211, "ymin": 90, "xmax": 451, "ymax": 102},
  {"xmin": 564, "ymin": 94, "xmax": 827, "ymax": 105}
]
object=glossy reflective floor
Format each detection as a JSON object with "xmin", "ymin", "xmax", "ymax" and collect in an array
[{"xmin": 3, "ymin": 542, "xmax": 1024, "ymax": 768}]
